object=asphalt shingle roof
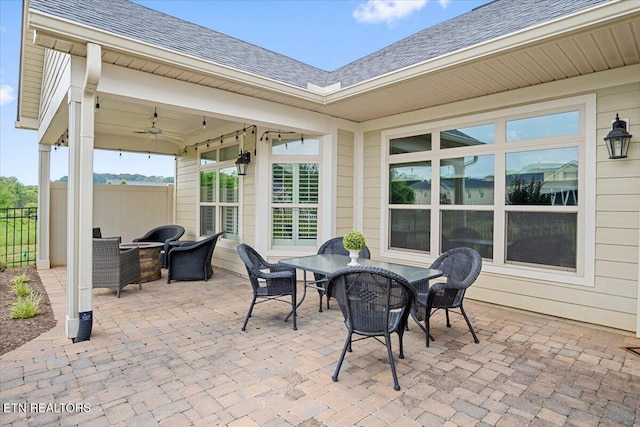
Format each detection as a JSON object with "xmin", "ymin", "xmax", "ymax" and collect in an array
[{"xmin": 29, "ymin": 0, "xmax": 611, "ymax": 90}]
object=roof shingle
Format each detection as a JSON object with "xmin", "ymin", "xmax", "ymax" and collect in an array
[{"xmin": 29, "ymin": 0, "xmax": 612, "ymax": 90}]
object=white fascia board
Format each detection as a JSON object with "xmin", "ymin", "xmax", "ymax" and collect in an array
[
  {"xmin": 325, "ymin": 0, "xmax": 640, "ymax": 103},
  {"xmin": 17, "ymin": 0, "xmax": 36, "ymax": 124},
  {"xmin": 27, "ymin": 11, "xmax": 326, "ymax": 104},
  {"xmin": 15, "ymin": 117, "xmax": 39, "ymax": 130}
]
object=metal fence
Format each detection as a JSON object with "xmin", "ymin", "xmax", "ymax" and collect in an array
[{"xmin": 0, "ymin": 207, "xmax": 38, "ymax": 268}]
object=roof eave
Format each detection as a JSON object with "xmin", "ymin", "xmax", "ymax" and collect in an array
[
  {"xmin": 26, "ymin": 8, "xmax": 326, "ymax": 105},
  {"xmin": 17, "ymin": 0, "xmax": 36, "ymax": 130},
  {"xmin": 323, "ymin": 0, "xmax": 639, "ymax": 103}
]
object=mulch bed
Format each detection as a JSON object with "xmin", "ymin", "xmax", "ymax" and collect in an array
[{"xmin": 0, "ymin": 266, "xmax": 56, "ymax": 356}]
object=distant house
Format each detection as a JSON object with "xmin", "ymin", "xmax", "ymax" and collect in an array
[{"xmin": 17, "ymin": 0, "xmax": 639, "ymax": 340}]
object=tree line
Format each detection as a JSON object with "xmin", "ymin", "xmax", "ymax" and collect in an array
[
  {"xmin": 56, "ymin": 173, "xmax": 174, "ymax": 185},
  {"xmin": 0, "ymin": 177, "xmax": 38, "ymax": 208}
]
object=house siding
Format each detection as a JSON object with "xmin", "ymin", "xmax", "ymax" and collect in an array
[
  {"xmin": 175, "ymin": 136, "xmax": 256, "ymax": 277},
  {"xmin": 39, "ymin": 50, "xmax": 70, "ymax": 129},
  {"xmin": 336, "ymin": 129, "xmax": 355, "ymax": 236},
  {"xmin": 358, "ymin": 75, "xmax": 639, "ymax": 332}
]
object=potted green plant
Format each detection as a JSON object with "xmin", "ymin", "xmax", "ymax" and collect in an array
[{"xmin": 343, "ymin": 230, "xmax": 366, "ymax": 266}]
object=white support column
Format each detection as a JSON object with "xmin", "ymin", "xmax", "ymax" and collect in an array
[
  {"xmin": 78, "ymin": 43, "xmax": 101, "ymax": 319},
  {"xmin": 65, "ymin": 43, "xmax": 101, "ymax": 341},
  {"xmin": 65, "ymin": 87, "xmax": 82, "ymax": 340},
  {"xmin": 36, "ymin": 144, "xmax": 51, "ymax": 270}
]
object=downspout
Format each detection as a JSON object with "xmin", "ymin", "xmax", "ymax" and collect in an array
[{"xmin": 73, "ymin": 43, "xmax": 101, "ymax": 342}]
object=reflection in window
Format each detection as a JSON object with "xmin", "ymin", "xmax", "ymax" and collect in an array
[
  {"xmin": 389, "ymin": 162, "xmax": 431, "ymax": 205},
  {"xmin": 390, "ymin": 134, "xmax": 432, "ymax": 155},
  {"xmin": 272, "ymin": 138, "xmax": 320, "ymax": 156},
  {"xmin": 199, "ymin": 147, "xmax": 240, "ymax": 240},
  {"xmin": 220, "ymin": 145, "xmax": 239, "ymax": 162},
  {"xmin": 390, "ymin": 209, "xmax": 430, "ymax": 252},
  {"xmin": 200, "ymin": 171, "xmax": 216, "ymax": 203},
  {"xmin": 506, "ymin": 212, "xmax": 576, "ymax": 270},
  {"xmin": 441, "ymin": 210, "xmax": 493, "ymax": 259},
  {"xmin": 219, "ymin": 167, "xmax": 238, "ymax": 203},
  {"xmin": 506, "ymin": 147, "xmax": 578, "ymax": 206},
  {"xmin": 200, "ymin": 151, "xmax": 217, "ymax": 166},
  {"xmin": 507, "ymin": 111, "xmax": 579, "ymax": 141},
  {"xmin": 440, "ymin": 155, "xmax": 494, "ymax": 205},
  {"xmin": 441, "ymin": 124, "xmax": 495, "ymax": 149}
]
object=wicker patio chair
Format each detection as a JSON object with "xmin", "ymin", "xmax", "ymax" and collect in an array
[
  {"xmin": 237, "ymin": 243, "xmax": 298, "ymax": 331},
  {"xmin": 411, "ymin": 247, "xmax": 482, "ymax": 347},
  {"xmin": 314, "ymin": 237, "xmax": 371, "ymax": 311},
  {"xmin": 133, "ymin": 224, "xmax": 185, "ymax": 268},
  {"xmin": 93, "ymin": 237, "xmax": 141, "ymax": 298},
  {"xmin": 326, "ymin": 266, "xmax": 416, "ymax": 391},
  {"xmin": 166, "ymin": 231, "xmax": 224, "ymax": 283}
]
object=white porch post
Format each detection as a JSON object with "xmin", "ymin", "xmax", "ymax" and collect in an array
[
  {"xmin": 65, "ymin": 86, "xmax": 81, "ymax": 339},
  {"xmin": 36, "ymin": 144, "xmax": 51, "ymax": 270},
  {"xmin": 65, "ymin": 43, "xmax": 101, "ymax": 341}
]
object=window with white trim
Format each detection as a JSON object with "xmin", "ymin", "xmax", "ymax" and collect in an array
[
  {"xmin": 271, "ymin": 138, "xmax": 320, "ymax": 247},
  {"xmin": 383, "ymin": 99, "xmax": 590, "ymax": 279},
  {"xmin": 199, "ymin": 144, "xmax": 240, "ymax": 240}
]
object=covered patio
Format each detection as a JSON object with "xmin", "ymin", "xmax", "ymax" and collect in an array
[{"xmin": 2, "ymin": 267, "xmax": 638, "ymax": 426}]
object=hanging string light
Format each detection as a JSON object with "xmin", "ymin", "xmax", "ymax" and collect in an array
[
  {"xmin": 259, "ymin": 130, "xmax": 300, "ymax": 142},
  {"xmin": 202, "ymin": 116, "xmax": 207, "ymax": 129},
  {"xmin": 177, "ymin": 125, "xmax": 257, "ymax": 156}
]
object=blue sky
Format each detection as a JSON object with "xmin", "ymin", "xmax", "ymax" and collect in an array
[{"xmin": 0, "ymin": 0, "xmax": 487, "ymax": 185}]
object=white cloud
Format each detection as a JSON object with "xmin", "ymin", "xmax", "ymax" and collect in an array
[
  {"xmin": 353, "ymin": 0, "xmax": 428, "ymax": 25},
  {"xmin": 438, "ymin": 0, "xmax": 451, "ymax": 8},
  {"xmin": 0, "ymin": 83, "xmax": 16, "ymax": 106}
]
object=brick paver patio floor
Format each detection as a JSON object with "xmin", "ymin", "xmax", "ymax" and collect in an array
[{"xmin": 1, "ymin": 266, "xmax": 639, "ymax": 426}]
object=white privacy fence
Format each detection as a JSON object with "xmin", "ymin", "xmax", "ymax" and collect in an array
[{"xmin": 49, "ymin": 183, "xmax": 174, "ymax": 266}]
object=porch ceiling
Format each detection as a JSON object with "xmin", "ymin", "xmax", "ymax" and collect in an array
[{"xmin": 17, "ymin": 2, "xmax": 640, "ymax": 151}]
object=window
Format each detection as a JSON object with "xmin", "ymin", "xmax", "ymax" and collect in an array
[
  {"xmin": 388, "ymin": 161, "xmax": 431, "ymax": 252},
  {"xmin": 382, "ymin": 98, "xmax": 591, "ymax": 281},
  {"xmin": 199, "ymin": 145, "xmax": 240, "ymax": 240},
  {"xmin": 504, "ymin": 147, "xmax": 578, "ymax": 269},
  {"xmin": 271, "ymin": 138, "xmax": 320, "ymax": 247}
]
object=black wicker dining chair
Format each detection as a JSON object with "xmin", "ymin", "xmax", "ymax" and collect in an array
[
  {"xmin": 326, "ymin": 266, "xmax": 416, "ymax": 391},
  {"xmin": 237, "ymin": 244, "xmax": 298, "ymax": 331},
  {"xmin": 314, "ymin": 237, "xmax": 371, "ymax": 312},
  {"xmin": 411, "ymin": 247, "xmax": 482, "ymax": 347}
]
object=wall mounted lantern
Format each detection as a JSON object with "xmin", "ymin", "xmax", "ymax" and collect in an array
[
  {"xmin": 235, "ymin": 150, "xmax": 251, "ymax": 176},
  {"xmin": 604, "ymin": 114, "xmax": 632, "ymax": 159}
]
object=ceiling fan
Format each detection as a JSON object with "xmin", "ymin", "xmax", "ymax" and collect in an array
[{"xmin": 133, "ymin": 107, "xmax": 180, "ymax": 140}]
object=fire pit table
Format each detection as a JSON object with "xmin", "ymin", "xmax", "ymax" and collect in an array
[{"xmin": 119, "ymin": 242, "xmax": 164, "ymax": 283}]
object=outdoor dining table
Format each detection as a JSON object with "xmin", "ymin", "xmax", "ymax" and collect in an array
[{"xmin": 278, "ymin": 253, "xmax": 443, "ymax": 315}]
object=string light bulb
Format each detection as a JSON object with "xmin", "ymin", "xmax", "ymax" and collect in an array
[
  {"xmin": 202, "ymin": 116, "xmax": 207, "ymax": 129},
  {"xmin": 95, "ymin": 96, "xmax": 100, "ymax": 111}
]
